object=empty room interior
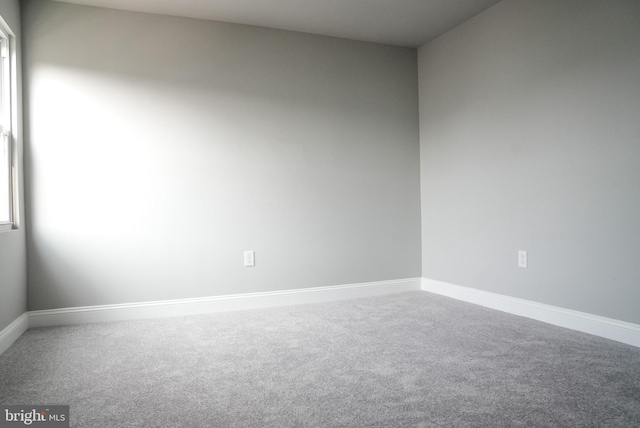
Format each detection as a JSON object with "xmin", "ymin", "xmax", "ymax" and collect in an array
[{"xmin": 1, "ymin": 0, "xmax": 640, "ymax": 426}]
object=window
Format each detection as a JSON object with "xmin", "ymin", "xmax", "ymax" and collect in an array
[{"xmin": 0, "ymin": 24, "xmax": 14, "ymax": 232}]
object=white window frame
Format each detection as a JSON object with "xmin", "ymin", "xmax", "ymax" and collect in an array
[{"xmin": 0, "ymin": 21, "xmax": 16, "ymax": 233}]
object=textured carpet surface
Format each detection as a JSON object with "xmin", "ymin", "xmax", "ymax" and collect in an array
[{"xmin": 1, "ymin": 291, "xmax": 640, "ymax": 427}]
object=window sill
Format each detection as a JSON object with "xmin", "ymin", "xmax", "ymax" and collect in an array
[{"xmin": 0, "ymin": 222, "xmax": 16, "ymax": 233}]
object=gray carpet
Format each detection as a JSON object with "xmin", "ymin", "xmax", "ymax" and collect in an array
[{"xmin": 1, "ymin": 291, "xmax": 640, "ymax": 427}]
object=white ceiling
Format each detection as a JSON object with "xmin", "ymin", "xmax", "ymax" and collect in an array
[{"xmin": 51, "ymin": 0, "xmax": 502, "ymax": 48}]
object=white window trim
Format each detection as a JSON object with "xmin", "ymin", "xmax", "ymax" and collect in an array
[
  {"xmin": 0, "ymin": 129, "xmax": 12, "ymax": 232},
  {"xmin": 0, "ymin": 17, "xmax": 17, "ymax": 233}
]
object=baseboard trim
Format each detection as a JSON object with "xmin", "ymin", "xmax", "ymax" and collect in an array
[
  {"xmin": 421, "ymin": 278, "xmax": 640, "ymax": 348},
  {"xmin": 28, "ymin": 278, "xmax": 422, "ymax": 328},
  {"xmin": 0, "ymin": 313, "xmax": 29, "ymax": 356}
]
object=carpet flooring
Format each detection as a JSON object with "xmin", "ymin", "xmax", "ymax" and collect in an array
[{"xmin": 1, "ymin": 291, "xmax": 640, "ymax": 427}]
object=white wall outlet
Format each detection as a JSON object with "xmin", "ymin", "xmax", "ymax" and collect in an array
[
  {"xmin": 244, "ymin": 251, "xmax": 255, "ymax": 267},
  {"xmin": 518, "ymin": 250, "xmax": 527, "ymax": 268}
]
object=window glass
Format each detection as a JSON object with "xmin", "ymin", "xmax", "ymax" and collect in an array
[{"xmin": 0, "ymin": 29, "xmax": 13, "ymax": 229}]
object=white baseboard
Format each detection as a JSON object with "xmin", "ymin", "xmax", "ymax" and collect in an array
[
  {"xmin": 0, "ymin": 313, "xmax": 29, "ymax": 355},
  {"xmin": 28, "ymin": 278, "xmax": 422, "ymax": 328},
  {"xmin": 422, "ymin": 278, "xmax": 640, "ymax": 348}
]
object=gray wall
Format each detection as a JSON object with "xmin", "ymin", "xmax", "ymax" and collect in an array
[
  {"xmin": 419, "ymin": 0, "xmax": 640, "ymax": 323},
  {"xmin": 22, "ymin": 0, "xmax": 421, "ymax": 310},
  {"xmin": 0, "ymin": 0, "xmax": 25, "ymax": 331}
]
